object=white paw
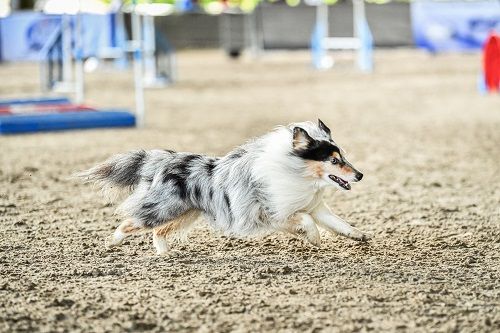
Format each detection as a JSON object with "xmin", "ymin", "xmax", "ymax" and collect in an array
[
  {"xmin": 153, "ymin": 234, "xmax": 170, "ymax": 255},
  {"xmin": 309, "ymin": 237, "xmax": 321, "ymax": 247},
  {"xmin": 105, "ymin": 234, "xmax": 123, "ymax": 248},
  {"xmin": 349, "ymin": 230, "xmax": 372, "ymax": 242},
  {"xmin": 156, "ymin": 249, "xmax": 182, "ymax": 257},
  {"xmin": 307, "ymin": 231, "xmax": 321, "ymax": 247}
]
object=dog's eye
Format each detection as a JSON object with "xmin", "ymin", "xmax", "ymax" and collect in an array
[{"xmin": 331, "ymin": 158, "xmax": 338, "ymax": 165}]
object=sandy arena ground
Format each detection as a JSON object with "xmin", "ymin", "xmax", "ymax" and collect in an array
[{"xmin": 0, "ymin": 50, "xmax": 499, "ymax": 332}]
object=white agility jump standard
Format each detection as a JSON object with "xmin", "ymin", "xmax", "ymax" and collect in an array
[{"xmin": 311, "ymin": 0, "xmax": 373, "ymax": 72}]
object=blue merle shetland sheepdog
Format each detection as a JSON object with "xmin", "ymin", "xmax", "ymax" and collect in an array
[{"xmin": 79, "ymin": 119, "xmax": 369, "ymax": 255}]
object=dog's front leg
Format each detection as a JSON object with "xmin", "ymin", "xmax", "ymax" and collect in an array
[
  {"xmin": 283, "ymin": 213, "xmax": 321, "ymax": 247},
  {"xmin": 312, "ymin": 202, "xmax": 371, "ymax": 242}
]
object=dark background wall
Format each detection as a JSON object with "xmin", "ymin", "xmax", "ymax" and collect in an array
[{"xmin": 155, "ymin": 2, "xmax": 413, "ymax": 50}]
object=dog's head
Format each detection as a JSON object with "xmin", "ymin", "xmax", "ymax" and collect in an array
[{"xmin": 291, "ymin": 119, "xmax": 363, "ymax": 190}]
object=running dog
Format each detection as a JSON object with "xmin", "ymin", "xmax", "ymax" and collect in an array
[{"xmin": 79, "ymin": 119, "xmax": 370, "ymax": 254}]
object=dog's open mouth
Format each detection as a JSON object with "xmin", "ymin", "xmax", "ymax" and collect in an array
[{"xmin": 328, "ymin": 175, "xmax": 351, "ymax": 190}]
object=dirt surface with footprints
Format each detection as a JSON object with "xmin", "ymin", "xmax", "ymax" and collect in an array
[{"xmin": 1, "ymin": 50, "xmax": 499, "ymax": 332}]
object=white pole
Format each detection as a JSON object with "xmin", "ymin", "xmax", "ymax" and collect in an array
[
  {"xmin": 353, "ymin": 0, "xmax": 371, "ymax": 72},
  {"xmin": 131, "ymin": 1, "xmax": 145, "ymax": 127},
  {"xmin": 318, "ymin": 2, "xmax": 328, "ymax": 36},
  {"xmin": 61, "ymin": 14, "xmax": 73, "ymax": 84},
  {"xmin": 314, "ymin": 2, "xmax": 333, "ymax": 70},
  {"xmin": 246, "ymin": 7, "xmax": 261, "ymax": 58},
  {"xmin": 246, "ymin": 10, "xmax": 259, "ymax": 58},
  {"xmin": 74, "ymin": 0, "xmax": 85, "ymax": 104},
  {"xmin": 142, "ymin": 14, "xmax": 156, "ymax": 85},
  {"xmin": 353, "ymin": 0, "xmax": 364, "ymax": 40}
]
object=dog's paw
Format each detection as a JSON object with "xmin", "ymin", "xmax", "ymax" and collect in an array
[
  {"xmin": 105, "ymin": 234, "xmax": 123, "ymax": 249},
  {"xmin": 349, "ymin": 230, "xmax": 372, "ymax": 242},
  {"xmin": 307, "ymin": 234, "xmax": 322, "ymax": 247},
  {"xmin": 359, "ymin": 232, "xmax": 372, "ymax": 242},
  {"xmin": 156, "ymin": 249, "xmax": 182, "ymax": 257}
]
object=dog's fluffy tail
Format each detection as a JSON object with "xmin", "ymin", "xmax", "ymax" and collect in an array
[{"xmin": 76, "ymin": 150, "xmax": 147, "ymax": 197}]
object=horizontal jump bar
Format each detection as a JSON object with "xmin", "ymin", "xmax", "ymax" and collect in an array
[{"xmin": 321, "ymin": 37, "xmax": 361, "ymax": 50}]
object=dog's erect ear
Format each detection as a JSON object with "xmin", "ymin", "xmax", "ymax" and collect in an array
[
  {"xmin": 318, "ymin": 118, "xmax": 331, "ymax": 136},
  {"xmin": 293, "ymin": 127, "xmax": 314, "ymax": 149}
]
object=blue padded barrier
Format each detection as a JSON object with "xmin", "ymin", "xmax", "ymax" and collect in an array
[{"xmin": 0, "ymin": 110, "xmax": 135, "ymax": 134}]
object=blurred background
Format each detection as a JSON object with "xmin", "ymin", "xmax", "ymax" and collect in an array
[{"xmin": 0, "ymin": 0, "xmax": 498, "ymax": 115}]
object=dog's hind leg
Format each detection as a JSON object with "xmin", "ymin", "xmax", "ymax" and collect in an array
[
  {"xmin": 312, "ymin": 202, "xmax": 371, "ymax": 242},
  {"xmin": 152, "ymin": 210, "xmax": 201, "ymax": 255},
  {"xmin": 283, "ymin": 212, "xmax": 321, "ymax": 247},
  {"xmin": 106, "ymin": 218, "xmax": 144, "ymax": 248}
]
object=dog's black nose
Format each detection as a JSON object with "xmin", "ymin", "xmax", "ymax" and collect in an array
[{"xmin": 356, "ymin": 172, "xmax": 363, "ymax": 181}]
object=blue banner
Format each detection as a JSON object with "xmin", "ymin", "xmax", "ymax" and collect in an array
[
  {"xmin": 0, "ymin": 12, "xmax": 59, "ymax": 61},
  {"xmin": 411, "ymin": 1, "xmax": 500, "ymax": 52},
  {"xmin": 0, "ymin": 11, "xmax": 127, "ymax": 62}
]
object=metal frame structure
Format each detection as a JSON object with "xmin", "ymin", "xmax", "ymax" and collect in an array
[
  {"xmin": 39, "ymin": 0, "xmax": 154, "ymax": 127},
  {"xmin": 142, "ymin": 14, "xmax": 176, "ymax": 87},
  {"xmin": 312, "ymin": 0, "xmax": 373, "ymax": 72},
  {"xmin": 40, "ymin": 13, "xmax": 85, "ymax": 104}
]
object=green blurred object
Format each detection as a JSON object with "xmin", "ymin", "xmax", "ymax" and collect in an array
[
  {"xmin": 240, "ymin": 0, "xmax": 259, "ymax": 12},
  {"xmin": 285, "ymin": 0, "xmax": 300, "ymax": 7}
]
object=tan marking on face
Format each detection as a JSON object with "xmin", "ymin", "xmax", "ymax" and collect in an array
[
  {"xmin": 322, "ymin": 161, "xmax": 342, "ymax": 176},
  {"xmin": 154, "ymin": 210, "xmax": 200, "ymax": 237},
  {"xmin": 306, "ymin": 161, "xmax": 325, "ymax": 178},
  {"xmin": 331, "ymin": 152, "xmax": 341, "ymax": 160},
  {"xmin": 340, "ymin": 164, "xmax": 356, "ymax": 177}
]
